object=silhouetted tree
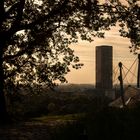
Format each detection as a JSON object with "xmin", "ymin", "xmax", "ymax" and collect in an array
[
  {"xmin": 0, "ymin": 0, "xmax": 139, "ymax": 122},
  {"xmin": 0, "ymin": 0, "xmax": 116, "ymax": 122},
  {"xmin": 108, "ymin": 0, "xmax": 140, "ymax": 53}
]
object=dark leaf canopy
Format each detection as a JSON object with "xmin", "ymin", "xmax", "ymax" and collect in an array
[
  {"xmin": 108, "ymin": 0, "xmax": 140, "ymax": 53},
  {"xmin": 0, "ymin": 0, "xmax": 139, "ymax": 86}
]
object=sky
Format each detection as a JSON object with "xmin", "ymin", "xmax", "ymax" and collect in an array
[{"xmin": 66, "ymin": 25, "xmax": 138, "ymax": 85}]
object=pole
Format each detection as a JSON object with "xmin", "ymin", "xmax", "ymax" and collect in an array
[
  {"xmin": 137, "ymin": 54, "xmax": 140, "ymax": 88},
  {"xmin": 118, "ymin": 62, "xmax": 125, "ymax": 107}
]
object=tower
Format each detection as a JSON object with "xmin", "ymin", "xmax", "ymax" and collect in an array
[{"xmin": 96, "ymin": 45, "xmax": 113, "ymax": 89}]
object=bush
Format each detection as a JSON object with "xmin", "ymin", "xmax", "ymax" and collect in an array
[
  {"xmin": 84, "ymin": 107, "xmax": 140, "ymax": 140},
  {"xmin": 50, "ymin": 121, "xmax": 86, "ymax": 140}
]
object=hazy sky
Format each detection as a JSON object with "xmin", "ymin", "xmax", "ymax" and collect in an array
[
  {"xmin": 65, "ymin": 0, "xmax": 139, "ymax": 85},
  {"xmin": 66, "ymin": 25, "xmax": 138, "ymax": 84}
]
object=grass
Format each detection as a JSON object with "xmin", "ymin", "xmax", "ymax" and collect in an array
[
  {"xmin": 26, "ymin": 113, "xmax": 87, "ymax": 140},
  {"xmin": 32, "ymin": 113, "xmax": 86, "ymax": 123}
]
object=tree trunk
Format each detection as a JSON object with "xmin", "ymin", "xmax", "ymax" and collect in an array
[
  {"xmin": 0, "ymin": 44, "xmax": 8, "ymax": 124},
  {"xmin": 0, "ymin": 1, "xmax": 9, "ymax": 124}
]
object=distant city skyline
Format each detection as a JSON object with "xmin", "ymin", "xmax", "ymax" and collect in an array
[{"xmin": 66, "ymin": 25, "xmax": 137, "ymax": 84}]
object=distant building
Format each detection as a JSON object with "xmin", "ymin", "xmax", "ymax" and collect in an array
[{"xmin": 96, "ymin": 45, "xmax": 113, "ymax": 89}]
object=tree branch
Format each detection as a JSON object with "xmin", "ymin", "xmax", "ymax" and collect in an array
[
  {"xmin": 12, "ymin": 0, "xmax": 25, "ymax": 26},
  {"xmin": 3, "ymin": 46, "xmax": 28, "ymax": 61},
  {"xmin": 3, "ymin": 24, "xmax": 61, "ymax": 61},
  {"xmin": 4, "ymin": 58, "xmax": 31, "ymax": 79},
  {"xmin": 4, "ymin": 2, "xmax": 20, "ymax": 19},
  {"xmin": 0, "ymin": 0, "xmax": 5, "ymax": 27},
  {"xmin": 4, "ymin": 0, "xmax": 25, "ymax": 40},
  {"xmin": 15, "ymin": 0, "xmax": 69, "ymax": 31}
]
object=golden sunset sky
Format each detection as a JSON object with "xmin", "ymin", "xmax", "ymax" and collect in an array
[
  {"xmin": 65, "ymin": 0, "xmax": 139, "ymax": 85},
  {"xmin": 66, "ymin": 25, "xmax": 137, "ymax": 84}
]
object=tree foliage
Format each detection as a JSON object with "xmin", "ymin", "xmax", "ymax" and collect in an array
[
  {"xmin": 0, "ymin": 0, "xmax": 139, "ymax": 87},
  {"xmin": 0, "ymin": 0, "xmax": 140, "ymax": 122},
  {"xmin": 0, "ymin": 0, "xmax": 116, "ymax": 87},
  {"xmin": 108, "ymin": 0, "xmax": 140, "ymax": 53}
]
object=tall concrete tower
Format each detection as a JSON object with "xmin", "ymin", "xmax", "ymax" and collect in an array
[{"xmin": 96, "ymin": 45, "xmax": 113, "ymax": 89}]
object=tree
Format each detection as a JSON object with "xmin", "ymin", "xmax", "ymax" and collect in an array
[
  {"xmin": 0, "ymin": 0, "xmax": 117, "ymax": 122},
  {"xmin": 107, "ymin": 0, "xmax": 140, "ymax": 53},
  {"xmin": 1, "ymin": 0, "xmax": 139, "ymax": 122}
]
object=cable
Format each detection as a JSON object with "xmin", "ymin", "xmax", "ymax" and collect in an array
[
  {"xmin": 122, "ymin": 67, "xmax": 130, "ymax": 85},
  {"xmin": 122, "ymin": 58, "xmax": 137, "ymax": 80},
  {"xmin": 113, "ymin": 67, "xmax": 119, "ymax": 84},
  {"xmin": 130, "ymin": 59, "xmax": 137, "ymax": 83}
]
